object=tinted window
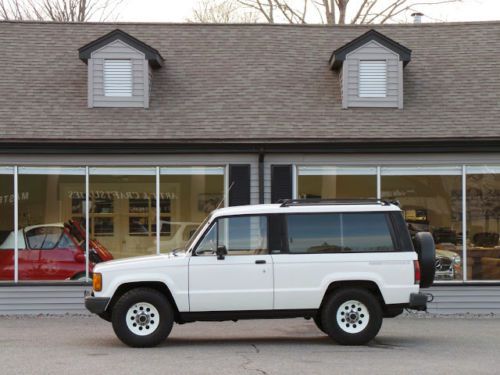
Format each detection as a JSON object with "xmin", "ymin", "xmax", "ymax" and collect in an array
[
  {"xmin": 342, "ymin": 213, "xmax": 394, "ymax": 252},
  {"xmin": 286, "ymin": 213, "xmax": 395, "ymax": 254},
  {"xmin": 287, "ymin": 214, "xmax": 342, "ymax": 253}
]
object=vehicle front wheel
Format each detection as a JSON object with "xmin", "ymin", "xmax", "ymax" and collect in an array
[
  {"xmin": 321, "ymin": 288, "xmax": 383, "ymax": 345},
  {"xmin": 111, "ymin": 287, "xmax": 174, "ymax": 348}
]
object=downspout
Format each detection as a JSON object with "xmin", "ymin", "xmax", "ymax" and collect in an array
[{"xmin": 258, "ymin": 151, "xmax": 265, "ymax": 204}]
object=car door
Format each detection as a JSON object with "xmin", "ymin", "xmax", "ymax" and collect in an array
[{"xmin": 188, "ymin": 215, "xmax": 273, "ymax": 312}]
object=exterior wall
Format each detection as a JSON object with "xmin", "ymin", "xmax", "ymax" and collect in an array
[
  {"xmin": 0, "ymin": 285, "xmax": 89, "ymax": 314},
  {"xmin": 428, "ymin": 285, "xmax": 500, "ymax": 314},
  {"xmin": 343, "ymin": 41, "xmax": 402, "ymax": 109},
  {"xmin": 89, "ymin": 40, "xmax": 149, "ymax": 108}
]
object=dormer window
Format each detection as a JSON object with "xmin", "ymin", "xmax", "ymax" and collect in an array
[
  {"xmin": 79, "ymin": 29, "xmax": 164, "ymax": 108},
  {"xmin": 330, "ymin": 29, "xmax": 411, "ymax": 109},
  {"xmin": 359, "ymin": 60, "xmax": 387, "ymax": 98},
  {"xmin": 104, "ymin": 60, "xmax": 133, "ymax": 97}
]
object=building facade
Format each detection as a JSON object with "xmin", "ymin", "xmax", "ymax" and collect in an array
[{"xmin": 1, "ymin": 21, "xmax": 500, "ymax": 314}]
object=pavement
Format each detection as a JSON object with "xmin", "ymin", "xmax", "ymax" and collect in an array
[{"xmin": 0, "ymin": 314, "xmax": 498, "ymax": 375}]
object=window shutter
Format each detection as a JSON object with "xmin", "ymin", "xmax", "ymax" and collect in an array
[
  {"xmin": 104, "ymin": 60, "xmax": 132, "ymax": 97},
  {"xmin": 271, "ymin": 165, "xmax": 293, "ymax": 203},
  {"xmin": 229, "ymin": 165, "xmax": 251, "ymax": 206},
  {"xmin": 359, "ymin": 61, "xmax": 387, "ymax": 98}
]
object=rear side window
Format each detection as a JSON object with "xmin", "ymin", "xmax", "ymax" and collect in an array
[{"xmin": 286, "ymin": 212, "xmax": 395, "ymax": 254}]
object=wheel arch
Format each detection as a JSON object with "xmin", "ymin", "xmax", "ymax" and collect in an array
[
  {"xmin": 106, "ymin": 281, "xmax": 180, "ymax": 321},
  {"xmin": 319, "ymin": 280, "xmax": 386, "ymax": 311}
]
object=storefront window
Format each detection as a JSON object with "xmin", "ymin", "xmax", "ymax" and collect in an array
[
  {"xmin": 17, "ymin": 167, "xmax": 87, "ymax": 281},
  {"xmin": 466, "ymin": 166, "xmax": 500, "ymax": 280},
  {"xmin": 297, "ymin": 166, "xmax": 377, "ymax": 199},
  {"xmin": 381, "ymin": 167, "xmax": 463, "ymax": 281},
  {"xmin": 0, "ymin": 168, "xmax": 14, "ymax": 281},
  {"xmin": 89, "ymin": 168, "xmax": 156, "ymax": 260},
  {"xmin": 159, "ymin": 167, "xmax": 225, "ymax": 252}
]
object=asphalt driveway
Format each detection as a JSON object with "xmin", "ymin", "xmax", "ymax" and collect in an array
[{"xmin": 0, "ymin": 314, "xmax": 498, "ymax": 374}]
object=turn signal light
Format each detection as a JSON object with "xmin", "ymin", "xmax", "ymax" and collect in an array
[
  {"xmin": 414, "ymin": 260, "xmax": 421, "ymax": 285},
  {"xmin": 93, "ymin": 273, "xmax": 102, "ymax": 292}
]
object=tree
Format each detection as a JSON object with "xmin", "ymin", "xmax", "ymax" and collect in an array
[
  {"xmin": 0, "ymin": 0, "xmax": 123, "ymax": 22},
  {"xmin": 195, "ymin": 0, "xmax": 462, "ymax": 24},
  {"xmin": 188, "ymin": 0, "xmax": 258, "ymax": 23}
]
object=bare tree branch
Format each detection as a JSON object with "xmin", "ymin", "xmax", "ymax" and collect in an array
[
  {"xmin": 206, "ymin": 0, "xmax": 463, "ymax": 24},
  {"xmin": 0, "ymin": 0, "xmax": 123, "ymax": 21}
]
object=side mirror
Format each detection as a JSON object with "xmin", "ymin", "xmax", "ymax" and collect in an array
[{"xmin": 216, "ymin": 245, "xmax": 227, "ymax": 260}]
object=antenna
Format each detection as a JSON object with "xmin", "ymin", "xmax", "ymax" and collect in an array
[{"xmin": 216, "ymin": 181, "xmax": 235, "ymax": 210}]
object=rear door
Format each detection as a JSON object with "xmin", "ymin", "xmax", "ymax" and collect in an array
[{"xmin": 188, "ymin": 215, "xmax": 274, "ymax": 312}]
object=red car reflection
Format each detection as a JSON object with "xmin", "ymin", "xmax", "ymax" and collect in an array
[{"xmin": 0, "ymin": 220, "xmax": 113, "ymax": 281}]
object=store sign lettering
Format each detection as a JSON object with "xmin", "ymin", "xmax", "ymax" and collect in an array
[
  {"xmin": 0, "ymin": 192, "xmax": 29, "ymax": 205},
  {"xmin": 68, "ymin": 191, "xmax": 177, "ymax": 200}
]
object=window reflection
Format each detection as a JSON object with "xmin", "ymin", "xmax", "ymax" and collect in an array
[
  {"xmin": 0, "ymin": 172, "xmax": 14, "ymax": 281},
  {"xmin": 381, "ymin": 169, "xmax": 463, "ymax": 281},
  {"xmin": 466, "ymin": 168, "xmax": 500, "ymax": 280}
]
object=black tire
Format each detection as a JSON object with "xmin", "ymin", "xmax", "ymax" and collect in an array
[
  {"xmin": 71, "ymin": 272, "xmax": 92, "ymax": 281},
  {"xmin": 414, "ymin": 232, "xmax": 436, "ymax": 288},
  {"xmin": 321, "ymin": 288, "xmax": 383, "ymax": 345},
  {"xmin": 313, "ymin": 314, "xmax": 327, "ymax": 334},
  {"xmin": 111, "ymin": 287, "xmax": 174, "ymax": 348}
]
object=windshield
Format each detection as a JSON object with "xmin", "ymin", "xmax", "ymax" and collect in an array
[{"xmin": 184, "ymin": 213, "xmax": 213, "ymax": 252}]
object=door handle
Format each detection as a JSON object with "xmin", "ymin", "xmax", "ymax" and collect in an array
[{"xmin": 255, "ymin": 260, "xmax": 266, "ymax": 264}]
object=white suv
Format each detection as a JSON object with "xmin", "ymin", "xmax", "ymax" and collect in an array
[{"xmin": 85, "ymin": 199, "xmax": 435, "ymax": 347}]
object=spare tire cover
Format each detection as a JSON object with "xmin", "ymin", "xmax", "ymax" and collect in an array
[{"xmin": 413, "ymin": 232, "xmax": 436, "ymax": 288}]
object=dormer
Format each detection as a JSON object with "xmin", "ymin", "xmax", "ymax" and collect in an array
[
  {"xmin": 330, "ymin": 30, "xmax": 411, "ymax": 109},
  {"xmin": 79, "ymin": 29, "xmax": 164, "ymax": 108}
]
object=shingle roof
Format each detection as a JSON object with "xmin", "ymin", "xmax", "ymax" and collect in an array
[{"xmin": 0, "ymin": 21, "xmax": 499, "ymax": 144}]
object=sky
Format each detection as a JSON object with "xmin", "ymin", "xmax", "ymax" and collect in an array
[{"xmin": 115, "ymin": 0, "xmax": 499, "ymax": 23}]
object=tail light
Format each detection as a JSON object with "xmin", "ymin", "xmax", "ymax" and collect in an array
[{"xmin": 414, "ymin": 260, "xmax": 421, "ymax": 285}]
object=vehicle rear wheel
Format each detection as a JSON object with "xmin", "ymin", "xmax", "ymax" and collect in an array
[
  {"xmin": 71, "ymin": 272, "xmax": 92, "ymax": 282},
  {"xmin": 321, "ymin": 288, "xmax": 383, "ymax": 345},
  {"xmin": 111, "ymin": 287, "xmax": 174, "ymax": 348}
]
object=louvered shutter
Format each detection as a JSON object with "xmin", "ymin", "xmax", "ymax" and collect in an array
[
  {"xmin": 104, "ymin": 60, "xmax": 132, "ymax": 97},
  {"xmin": 229, "ymin": 165, "xmax": 251, "ymax": 206},
  {"xmin": 271, "ymin": 165, "xmax": 293, "ymax": 203},
  {"xmin": 359, "ymin": 60, "xmax": 387, "ymax": 98}
]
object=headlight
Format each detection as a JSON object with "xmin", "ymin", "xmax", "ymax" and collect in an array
[
  {"xmin": 93, "ymin": 273, "xmax": 102, "ymax": 292},
  {"xmin": 453, "ymin": 256, "xmax": 461, "ymax": 265}
]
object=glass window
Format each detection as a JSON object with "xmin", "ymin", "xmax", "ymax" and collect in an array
[
  {"xmin": 195, "ymin": 223, "xmax": 217, "ymax": 255},
  {"xmin": 18, "ymin": 168, "xmax": 87, "ymax": 281},
  {"xmin": 218, "ymin": 216, "xmax": 268, "ymax": 255},
  {"xmin": 381, "ymin": 167, "xmax": 463, "ymax": 281},
  {"xmin": 286, "ymin": 213, "xmax": 394, "ymax": 254},
  {"xmin": 342, "ymin": 213, "xmax": 394, "ymax": 252},
  {"xmin": 89, "ymin": 168, "xmax": 156, "ymax": 260},
  {"xmin": 0, "ymin": 169, "xmax": 14, "ymax": 281},
  {"xmin": 160, "ymin": 167, "xmax": 225, "ymax": 252},
  {"xmin": 298, "ymin": 166, "xmax": 377, "ymax": 199},
  {"xmin": 466, "ymin": 166, "xmax": 500, "ymax": 280}
]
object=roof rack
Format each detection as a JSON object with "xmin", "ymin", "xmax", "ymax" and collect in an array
[{"xmin": 278, "ymin": 198, "xmax": 394, "ymax": 207}]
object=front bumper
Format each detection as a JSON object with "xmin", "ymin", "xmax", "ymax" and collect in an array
[
  {"xmin": 408, "ymin": 292, "xmax": 429, "ymax": 311},
  {"xmin": 84, "ymin": 293, "xmax": 110, "ymax": 315}
]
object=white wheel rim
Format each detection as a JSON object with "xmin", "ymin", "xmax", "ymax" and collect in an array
[
  {"xmin": 336, "ymin": 300, "xmax": 369, "ymax": 334},
  {"xmin": 126, "ymin": 302, "xmax": 160, "ymax": 336}
]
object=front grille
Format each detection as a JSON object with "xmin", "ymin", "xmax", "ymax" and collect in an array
[{"xmin": 435, "ymin": 257, "xmax": 452, "ymax": 271}]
